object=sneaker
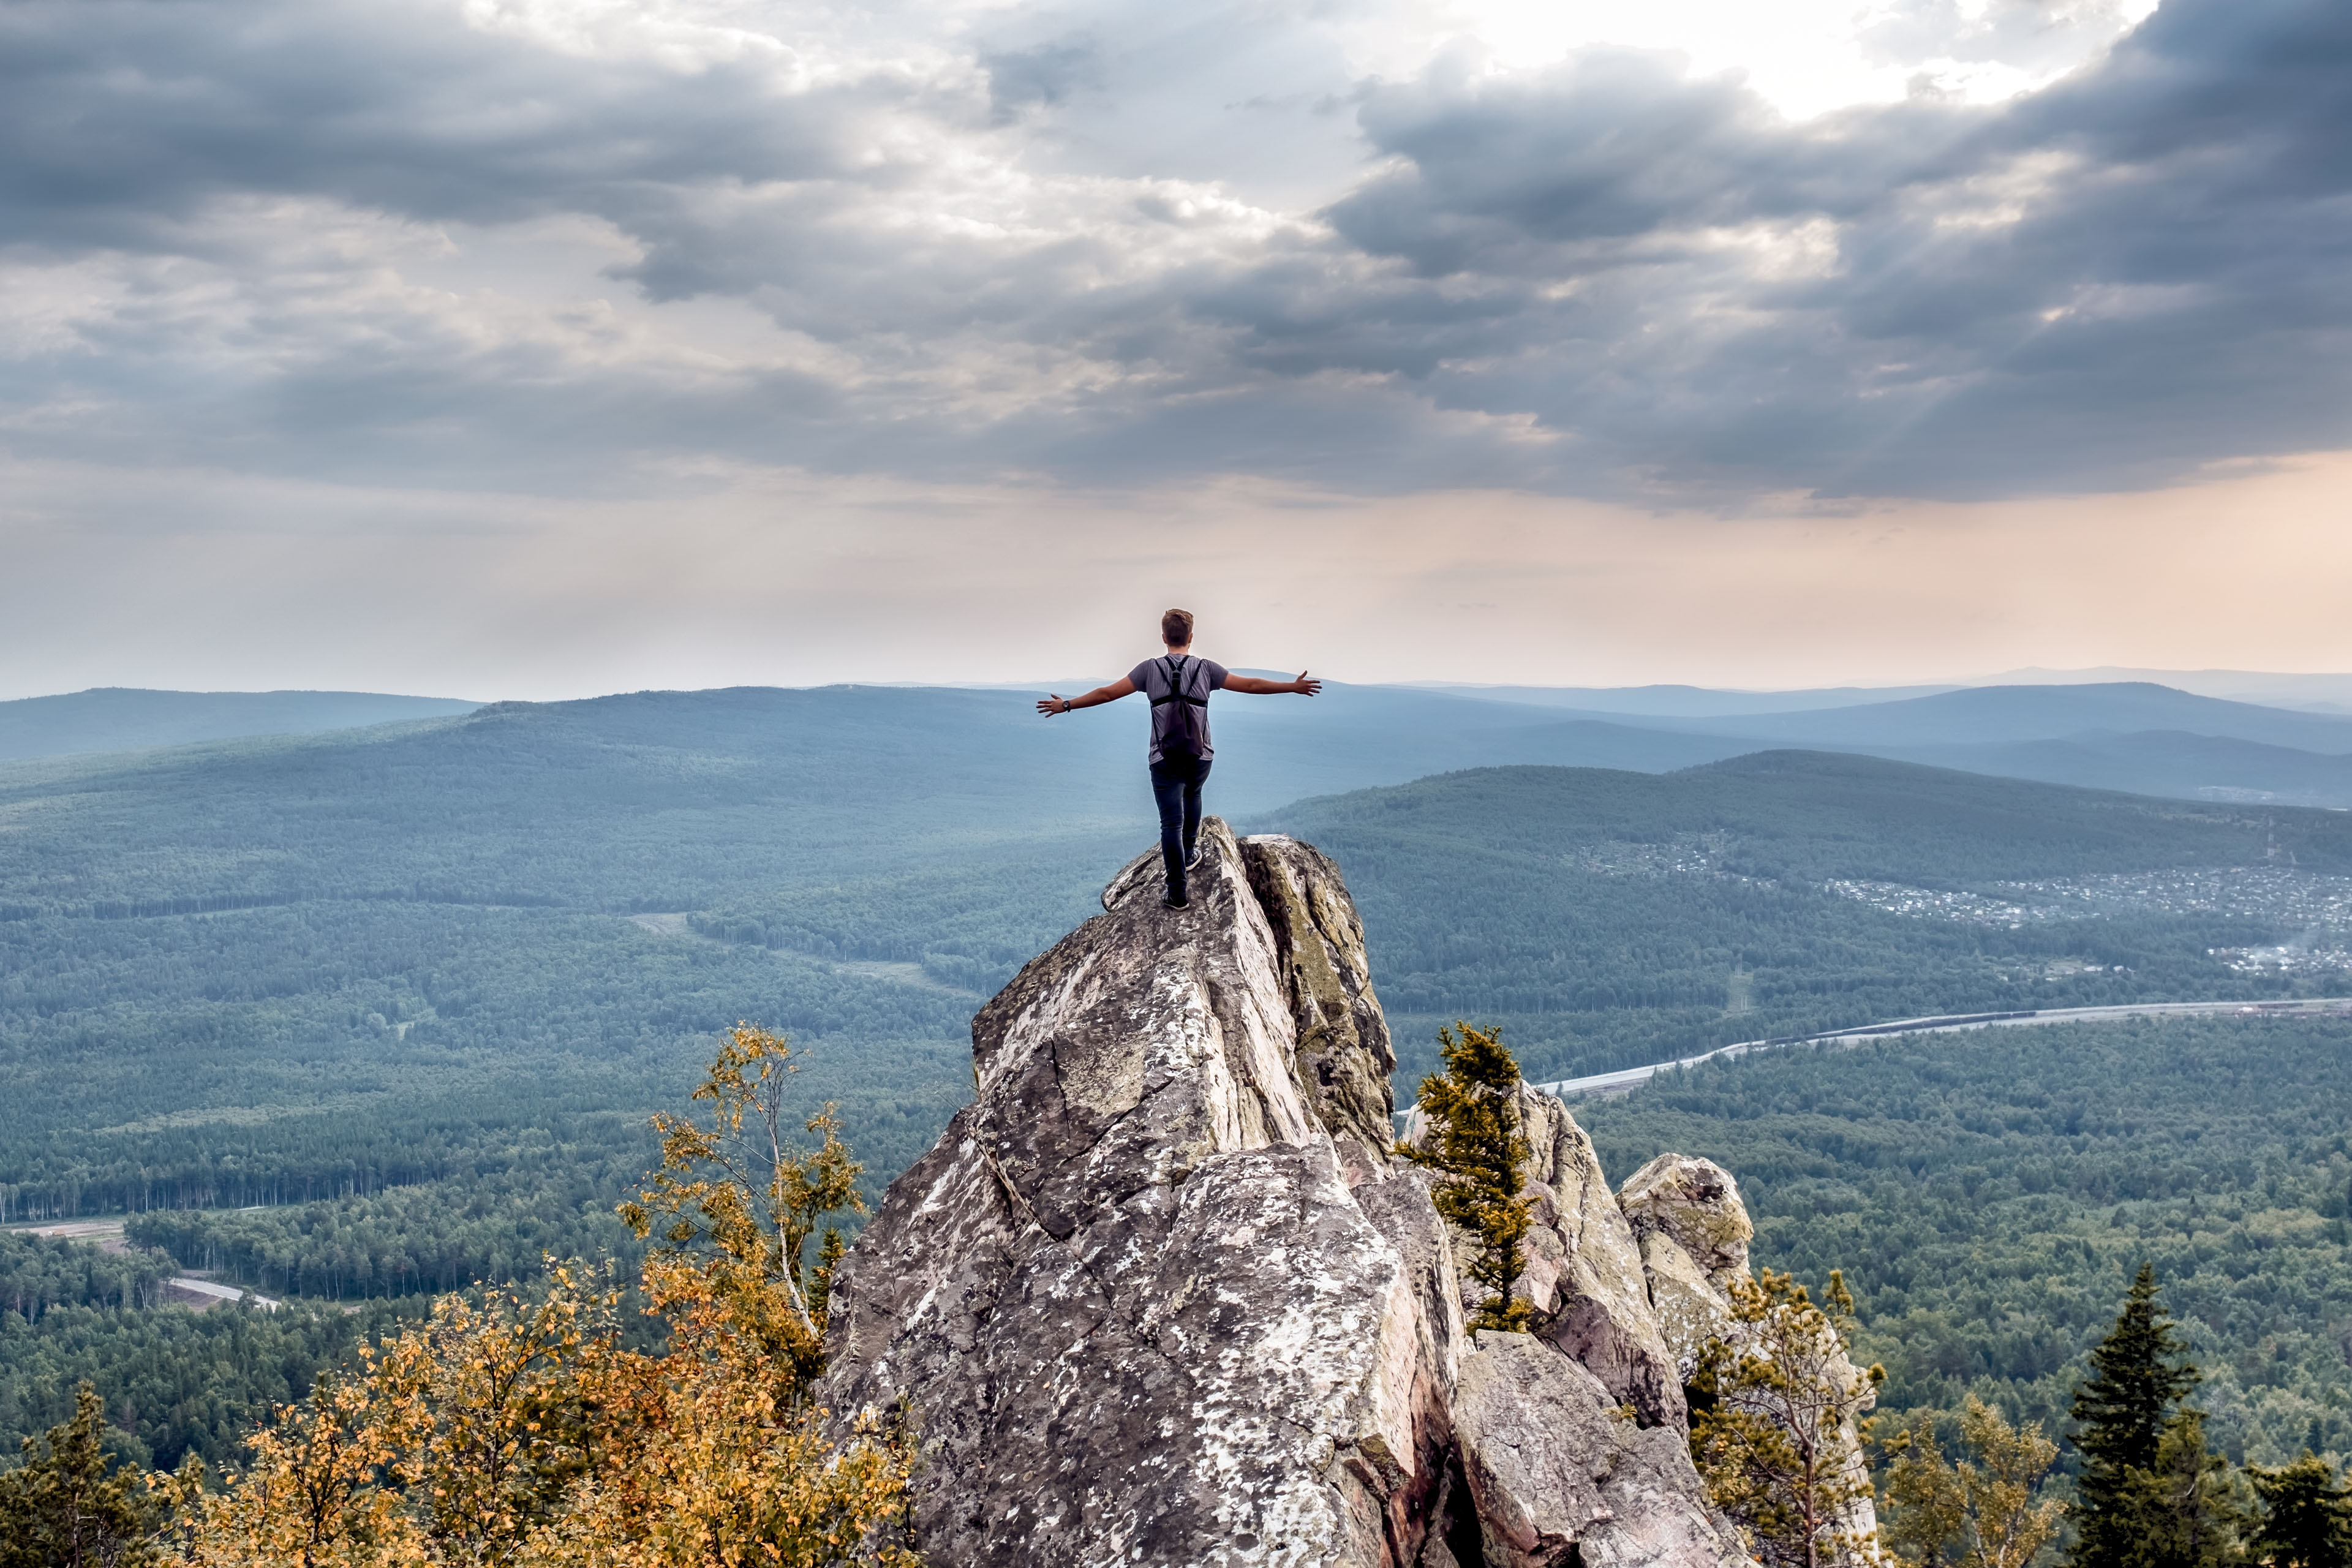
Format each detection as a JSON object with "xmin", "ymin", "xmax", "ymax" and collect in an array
[
  {"xmin": 1163, "ymin": 889, "xmax": 1189, "ymax": 909},
  {"xmin": 1184, "ymin": 844, "xmax": 1202, "ymax": 871}
]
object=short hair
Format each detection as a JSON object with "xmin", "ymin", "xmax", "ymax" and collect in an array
[{"xmin": 1161, "ymin": 608, "xmax": 1195, "ymax": 646}]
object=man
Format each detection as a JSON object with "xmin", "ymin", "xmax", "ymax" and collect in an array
[{"xmin": 1038, "ymin": 609, "xmax": 1322, "ymax": 908}]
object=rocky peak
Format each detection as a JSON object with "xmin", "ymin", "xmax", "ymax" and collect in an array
[
  {"xmin": 1620, "ymin": 1155, "xmax": 1753, "ymax": 1285},
  {"xmin": 821, "ymin": 821, "xmax": 1757, "ymax": 1567}
]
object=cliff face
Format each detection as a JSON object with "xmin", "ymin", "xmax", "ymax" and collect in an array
[{"xmin": 820, "ymin": 822, "xmax": 1762, "ymax": 1568}]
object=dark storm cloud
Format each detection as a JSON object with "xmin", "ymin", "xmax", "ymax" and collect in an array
[
  {"xmin": 982, "ymin": 39, "xmax": 1104, "ymax": 124},
  {"xmin": 1287, "ymin": 0, "xmax": 2352, "ymax": 496},
  {"xmin": 3, "ymin": 0, "xmax": 2350, "ymax": 501},
  {"xmin": 0, "ymin": 1, "xmax": 919, "ymax": 251}
]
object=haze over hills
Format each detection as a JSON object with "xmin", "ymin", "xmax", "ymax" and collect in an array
[
  {"xmin": 16, "ymin": 675, "xmax": 2352, "ymax": 809},
  {"xmin": 1969, "ymin": 667, "xmax": 2352, "ymax": 713},
  {"xmin": 1410, "ymin": 682, "xmax": 1960, "ymax": 715},
  {"xmin": 1618, "ymin": 682, "xmax": 2352, "ymax": 752},
  {"xmin": 1450, "ymin": 682, "xmax": 2352, "ymax": 807},
  {"xmin": 1879, "ymin": 731, "xmax": 2352, "ymax": 809},
  {"xmin": 0, "ymin": 687, "xmax": 481, "ymax": 761}
]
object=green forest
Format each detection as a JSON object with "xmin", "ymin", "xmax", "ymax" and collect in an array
[
  {"xmin": 1267, "ymin": 754, "xmax": 2352, "ymax": 1086},
  {"xmin": 5, "ymin": 693, "xmax": 2352, "ymax": 1480}
]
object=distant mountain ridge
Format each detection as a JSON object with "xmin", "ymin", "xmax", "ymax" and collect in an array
[
  {"xmin": 10, "ymin": 677, "xmax": 2352, "ymax": 809},
  {"xmin": 1628, "ymin": 682, "xmax": 2352, "ymax": 752},
  {"xmin": 0, "ymin": 688, "xmax": 480, "ymax": 762},
  {"xmin": 1970, "ymin": 666, "xmax": 2352, "ymax": 713},
  {"xmin": 1411, "ymin": 681, "xmax": 1959, "ymax": 716}
]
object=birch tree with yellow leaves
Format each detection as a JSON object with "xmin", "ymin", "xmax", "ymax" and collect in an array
[{"xmin": 165, "ymin": 1025, "xmax": 917, "ymax": 1568}]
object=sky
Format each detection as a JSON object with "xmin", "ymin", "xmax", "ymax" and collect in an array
[{"xmin": 4, "ymin": 0, "xmax": 2350, "ymax": 699}]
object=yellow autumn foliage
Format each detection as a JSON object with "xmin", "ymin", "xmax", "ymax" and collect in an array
[{"xmin": 164, "ymin": 1026, "xmax": 918, "ymax": 1568}]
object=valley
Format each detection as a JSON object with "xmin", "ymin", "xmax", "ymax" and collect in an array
[{"xmin": 2, "ymin": 681, "xmax": 2351, "ymax": 1477}]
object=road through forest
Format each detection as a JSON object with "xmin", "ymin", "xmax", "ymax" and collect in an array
[{"xmin": 1528, "ymin": 997, "xmax": 2352, "ymax": 1102}]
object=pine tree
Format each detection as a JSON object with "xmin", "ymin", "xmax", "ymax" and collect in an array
[
  {"xmin": 2122, "ymin": 1413, "xmax": 2245, "ymax": 1568},
  {"xmin": 1400, "ymin": 1022, "xmax": 1534, "ymax": 1333},
  {"xmin": 1691, "ymin": 1269, "xmax": 1887, "ymax": 1568},
  {"xmin": 2248, "ymin": 1454, "xmax": 2352, "ymax": 1568},
  {"xmin": 0, "ymin": 1383, "xmax": 159, "ymax": 1568},
  {"xmin": 1883, "ymin": 1415, "xmax": 1967, "ymax": 1568},
  {"xmin": 2071, "ymin": 1264, "xmax": 2202, "ymax": 1568},
  {"xmin": 1955, "ymin": 1396, "xmax": 2068, "ymax": 1568}
]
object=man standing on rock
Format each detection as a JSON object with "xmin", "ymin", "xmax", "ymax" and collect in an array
[{"xmin": 1038, "ymin": 609, "xmax": 1321, "ymax": 908}]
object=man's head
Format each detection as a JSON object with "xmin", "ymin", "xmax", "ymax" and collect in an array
[{"xmin": 1161, "ymin": 608, "xmax": 1194, "ymax": 649}]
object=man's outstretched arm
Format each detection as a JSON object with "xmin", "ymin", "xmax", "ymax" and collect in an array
[
  {"xmin": 1038, "ymin": 677, "xmax": 1137, "ymax": 716},
  {"xmin": 1223, "ymin": 671, "xmax": 1322, "ymax": 696}
]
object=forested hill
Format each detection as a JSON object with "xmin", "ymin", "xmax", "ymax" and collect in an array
[
  {"xmin": 9, "ymin": 698, "xmax": 2352, "ymax": 1468},
  {"xmin": 0, "ymin": 688, "xmax": 480, "ymax": 761},
  {"xmin": 1261, "ymin": 753, "xmax": 2352, "ymax": 1084},
  {"xmin": 4, "ymin": 704, "xmax": 2346, "ymax": 1229}
]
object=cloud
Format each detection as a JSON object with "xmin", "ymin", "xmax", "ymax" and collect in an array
[
  {"xmin": 1, "ymin": 0, "xmax": 2349, "ymax": 505},
  {"xmin": 1296, "ymin": 0, "xmax": 2352, "ymax": 497}
]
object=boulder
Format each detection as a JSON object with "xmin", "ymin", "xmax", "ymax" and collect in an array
[
  {"xmin": 1615, "ymin": 1155, "xmax": 1753, "ymax": 1379},
  {"xmin": 1452, "ymin": 1333, "xmax": 1750, "ymax": 1568},
  {"xmin": 1618, "ymin": 1155, "xmax": 1753, "ymax": 1284}
]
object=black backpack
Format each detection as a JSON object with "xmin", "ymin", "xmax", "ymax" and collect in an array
[{"xmin": 1152, "ymin": 655, "xmax": 1209, "ymax": 761}]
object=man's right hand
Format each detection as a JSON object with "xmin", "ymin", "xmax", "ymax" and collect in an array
[
  {"xmin": 1293, "ymin": 671, "xmax": 1322, "ymax": 696},
  {"xmin": 1038, "ymin": 676, "xmax": 1136, "ymax": 715}
]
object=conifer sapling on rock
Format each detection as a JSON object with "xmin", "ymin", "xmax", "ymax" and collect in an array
[
  {"xmin": 1688, "ymin": 1268, "xmax": 1886, "ymax": 1568},
  {"xmin": 1400, "ymin": 1021, "xmax": 1536, "ymax": 1332}
]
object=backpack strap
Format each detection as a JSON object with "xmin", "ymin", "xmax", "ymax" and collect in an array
[{"xmin": 1150, "ymin": 655, "xmax": 1207, "ymax": 707}]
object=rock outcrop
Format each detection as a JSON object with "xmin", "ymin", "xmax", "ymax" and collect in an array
[
  {"xmin": 1616, "ymin": 1155, "xmax": 1753, "ymax": 1381},
  {"xmin": 1616, "ymin": 1155, "xmax": 1877, "ymax": 1544},
  {"xmin": 1452, "ymin": 1335, "xmax": 1749, "ymax": 1568},
  {"xmin": 821, "ymin": 821, "xmax": 1752, "ymax": 1567},
  {"xmin": 1513, "ymin": 1091, "xmax": 1686, "ymax": 1431}
]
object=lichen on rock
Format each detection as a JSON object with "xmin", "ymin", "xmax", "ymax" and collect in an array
[
  {"xmin": 1617, "ymin": 1155, "xmax": 1755, "ymax": 1380},
  {"xmin": 1452, "ymin": 1332, "xmax": 1752, "ymax": 1568},
  {"xmin": 821, "ymin": 821, "xmax": 1754, "ymax": 1567}
]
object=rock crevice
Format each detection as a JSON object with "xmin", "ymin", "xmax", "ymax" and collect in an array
[{"xmin": 822, "ymin": 821, "xmax": 1758, "ymax": 1567}]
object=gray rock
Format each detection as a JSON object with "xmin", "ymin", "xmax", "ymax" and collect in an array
[
  {"xmin": 823, "ymin": 822, "xmax": 1749, "ymax": 1567},
  {"xmin": 1453, "ymin": 1333, "xmax": 1750, "ymax": 1568},
  {"xmin": 1615, "ymin": 1156, "xmax": 1754, "ymax": 1381},
  {"xmin": 1520, "ymin": 1090, "xmax": 1685, "ymax": 1431},
  {"xmin": 1402, "ymin": 1087, "xmax": 1684, "ymax": 1429},
  {"xmin": 823, "ymin": 820, "xmax": 1452, "ymax": 1567},
  {"xmin": 1355, "ymin": 1164, "xmax": 1471, "ymax": 1544},
  {"xmin": 1634, "ymin": 1230, "xmax": 1730, "ymax": 1383},
  {"xmin": 1240, "ymin": 834, "xmax": 1399, "ymax": 1184},
  {"xmin": 1618, "ymin": 1156, "xmax": 1753, "ymax": 1285}
]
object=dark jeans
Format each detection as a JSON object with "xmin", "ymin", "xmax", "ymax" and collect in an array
[{"xmin": 1149, "ymin": 754, "xmax": 1212, "ymax": 900}]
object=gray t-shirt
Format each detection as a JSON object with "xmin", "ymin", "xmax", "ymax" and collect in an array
[{"xmin": 1129, "ymin": 655, "xmax": 1229, "ymax": 764}]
